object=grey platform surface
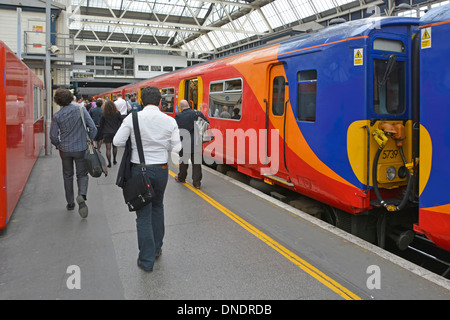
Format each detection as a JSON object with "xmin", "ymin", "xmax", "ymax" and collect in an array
[{"xmin": 0, "ymin": 148, "xmax": 449, "ymax": 300}]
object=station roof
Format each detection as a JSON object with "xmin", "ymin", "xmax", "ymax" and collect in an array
[
  {"xmin": 69, "ymin": 0, "xmax": 380, "ymax": 57},
  {"xmin": 67, "ymin": 0, "xmax": 443, "ymax": 58}
]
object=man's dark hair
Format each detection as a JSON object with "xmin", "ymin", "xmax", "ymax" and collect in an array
[
  {"xmin": 141, "ymin": 86, "xmax": 161, "ymax": 106},
  {"xmin": 53, "ymin": 88, "xmax": 74, "ymax": 107}
]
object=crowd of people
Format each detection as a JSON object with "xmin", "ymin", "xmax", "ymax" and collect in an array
[{"xmin": 50, "ymin": 87, "xmax": 208, "ymax": 272}]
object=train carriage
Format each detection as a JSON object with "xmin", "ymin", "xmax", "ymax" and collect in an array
[
  {"xmin": 95, "ymin": 6, "xmax": 450, "ymax": 253},
  {"xmin": 273, "ymin": 17, "xmax": 420, "ymax": 246},
  {"xmin": 0, "ymin": 41, "xmax": 45, "ymax": 230},
  {"xmin": 414, "ymin": 4, "xmax": 450, "ymax": 251}
]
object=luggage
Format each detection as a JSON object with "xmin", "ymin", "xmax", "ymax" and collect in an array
[{"xmin": 79, "ymin": 106, "xmax": 108, "ymax": 178}]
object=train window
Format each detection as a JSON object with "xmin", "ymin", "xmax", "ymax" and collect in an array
[
  {"xmin": 161, "ymin": 87, "xmax": 175, "ymax": 113},
  {"xmin": 33, "ymin": 85, "xmax": 42, "ymax": 122},
  {"xmin": 209, "ymin": 78, "xmax": 243, "ymax": 120},
  {"xmin": 297, "ymin": 70, "xmax": 317, "ymax": 122},
  {"xmin": 373, "ymin": 59, "xmax": 405, "ymax": 115},
  {"xmin": 272, "ymin": 76, "xmax": 285, "ymax": 116},
  {"xmin": 125, "ymin": 92, "xmax": 137, "ymax": 101},
  {"xmin": 210, "ymin": 82, "xmax": 223, "ymax": 92},
  {"xmin": 373, "ymin": 39, "xmax": 405, "ymax": 53},
  {"xmin": 225, "ymin": 79, "xmax": 242, "ymax": 91}
]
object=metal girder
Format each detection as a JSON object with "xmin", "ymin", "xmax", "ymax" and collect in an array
[
  {"xmin": 72, "ymin": 14, "xmax": 267, "ymax": 35},
  {"xmin": 69, "ymin": 0, "xmax": 388, "ymax": 56},
  {"xmin": 70, "ymin": 0, "xmax": 273, "ymax": 55}
]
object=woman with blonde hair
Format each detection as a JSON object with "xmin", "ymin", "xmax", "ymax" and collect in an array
[{"xmin": 99, "ymin": 100, "xmax": 122, "ymax": 167}]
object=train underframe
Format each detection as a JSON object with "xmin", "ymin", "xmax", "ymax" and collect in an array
[
  {"xmin": 321, "ymin": 204, "xmax": 418, "ymax": 251},
  {"xmin": 207, "ymin": 160, "xmax": 418, "ymax": 251}
]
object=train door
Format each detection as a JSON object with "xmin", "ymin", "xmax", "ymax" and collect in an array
[
  {"xmin": 182, "ymin": 78, "xmax": 201, "ymax": 111},
  {"xmin": 264, "ymin": 64, "xmax": 291, "ymax": 185}
]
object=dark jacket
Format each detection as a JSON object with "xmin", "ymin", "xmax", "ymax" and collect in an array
[
  {"xmin": 175, "ymin": 108, "xmax": 208, "ymax": 153},
  {"xmin": 89, "ymin": 106, "xmax": 103, "ymax": 126},
  {"xmin": 100, "ymin": 111, "xmax": 122, "ymax": 135}
]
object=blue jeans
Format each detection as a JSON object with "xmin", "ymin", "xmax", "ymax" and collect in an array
[{"xmin": 132, "ymin": 165, "xmax": 168, "ymax": 270}]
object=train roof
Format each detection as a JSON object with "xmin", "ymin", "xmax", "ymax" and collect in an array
[
  {"xmin": 279, "ymin": 16, "xmax": 419, "ymax": 55},
  {"xmin": 420, "ymin": 3, "xmax": 450, "ymax": 25},
  {"xmin": 94, "ymin": 16, "xmax": 421, "ymax": 97}
]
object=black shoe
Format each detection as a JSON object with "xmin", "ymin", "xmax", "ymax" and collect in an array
[
  {"xmin": 76, "ymin": 195, "xmax": 88, "ymax": 218},
  {"xmin": 137, "ymin": 258, "xmax": 153, "ymax": 272},
  {"xmin": 175, "ymin": 176, "xmax": 185, "ymax": 183},
  {"xmin": 66, "ymin": 203, "xmax": 75, "ymax": 211},
  {"xmin": 193, "ymin": 183, "xmax": 201, "ymax": 189},
  {"xmin": 107, "ymin": 164, "xmax": 111, "ymax": 168}
]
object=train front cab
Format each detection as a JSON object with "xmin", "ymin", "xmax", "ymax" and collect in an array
[
  {"xmin": 350, "ymin": 20, "xmax": 420, "ymax": 248},
  {"xmin": 414, "ymin": 4, "xmax": 450, "ymax": 251},
  {"xmin": 279, "ymin": 18, "xmax": 419, "ymax": 248}
]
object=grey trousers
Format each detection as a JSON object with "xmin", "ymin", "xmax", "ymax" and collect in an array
[{"xmin": 59, "ymin": 150, "xmax": 89, "ymax": 205}]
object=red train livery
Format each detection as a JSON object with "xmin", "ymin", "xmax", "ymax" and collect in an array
[
  {"xmin": 100, "ymin": 5, "xmax": 450, "ymax": 253},
  {"xmin": 0, "ymin": 41, "xmax": 45, "ymax": 230}
]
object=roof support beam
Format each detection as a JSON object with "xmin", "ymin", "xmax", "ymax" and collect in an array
[
  {"xmin": 72, "ymin": 14, "xmax": 266, "ymax": 36},
  {"xmin": 74, "ymin": 39, "xmax": 213, "ymax": 54}
]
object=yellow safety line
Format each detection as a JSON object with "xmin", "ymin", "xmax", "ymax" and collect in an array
[{"xmin": 168, "ymin": 170, "xmax": 361, "ymax": 300}]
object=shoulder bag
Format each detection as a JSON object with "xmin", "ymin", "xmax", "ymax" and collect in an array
[
  {"xmin": 121, "ymin": 112, "xmax": 156, "ymax": 212},
  {"xmin": 80, "ymin": 106, "xmax": 108, "ymax": 178},
  {"xmin": 194, "ymin": 110, "xmax": 214, "ymax": 145}
]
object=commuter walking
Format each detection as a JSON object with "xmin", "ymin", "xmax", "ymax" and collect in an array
[
  {"xmin": 174, "ymin": 100, "xmax": 209, "ymax": 189},
  {"xmin": 89, "ymin": 99, "xmax": 104, "ymax": 149},
  {"xmin": 99, "ymin": 100, "xmax": 122, "ymax": 167},
  {"xmin": 50, "ymin": 88, "xmax": 97, "ymax": 218},
  {"xmin": 129, "ymin": 96, "xmax": 141, "ymax": 112},
  {"xmin": 114, "ymin": 93, "xmax": 131, "ymax": 120},
  {"xmin": 113, "ymin": 86, "xmax": 181, "ymax": 272}
]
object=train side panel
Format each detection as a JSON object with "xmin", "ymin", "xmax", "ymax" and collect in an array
[
  {"xmin": 415, "ymin": 4, "xmax": 450, "ymax": 250},
  {"xmin": 278, "ymin": 33, "xmax": 370, "ymax": 213},
  {"xmin": 0, "ymin": 43, "xmax": 6, "ymax": 229},
  {"xmin": 0, "ymin": 41, "xmax": 45, "ymax": 230}
]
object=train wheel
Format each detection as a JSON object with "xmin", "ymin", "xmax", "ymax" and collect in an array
[{"xmin": 321, "ymin": 205, "xmax": 337, "ymax": 226}]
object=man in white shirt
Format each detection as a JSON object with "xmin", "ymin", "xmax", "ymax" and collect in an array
[
  {"xmin": 113, "ymin": 86, "xmax": 181, "ymax": 272},
  {"xmin": 114, "ymin": 93, "xmax": 131, "ymax": 119}
]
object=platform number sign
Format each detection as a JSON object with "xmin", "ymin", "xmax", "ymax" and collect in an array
[
  {"xmin": 354, "ymin": 49, "xmax": 363, "ymax": 66},
  {"xmin": 421, "ymin": 27, "xmax": 431, "ymax": 49}
]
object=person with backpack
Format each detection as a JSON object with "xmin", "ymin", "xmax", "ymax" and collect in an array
[
  {"xmin": 174, "ymin": 100, "xmax": 209, "ymax": 189},
  {"xmin": 129, "ymin": 96, "xmax": 142, "ymax": 112}
]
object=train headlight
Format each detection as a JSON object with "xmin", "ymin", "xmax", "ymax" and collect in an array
[{"xmin": 386, "ymin": 166, "xmax": 396, "ymax": 181}]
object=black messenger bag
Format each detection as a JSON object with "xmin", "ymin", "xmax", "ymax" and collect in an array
[{"xmin": 122, "ymin": 112, "xmax": 156, "ymax": 212}]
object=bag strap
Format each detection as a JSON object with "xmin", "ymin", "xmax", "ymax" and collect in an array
[
  {"xmin": 131, "ymin": 111, "xmax": 146, "ymax": 166},
  {"xmin": 79, "ymin": 106, "xmax": 93, "ymax": 145}
]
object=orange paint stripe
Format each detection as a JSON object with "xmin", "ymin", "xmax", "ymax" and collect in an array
[
  {"xmin": 420, "ymin": 20, "xmax": 450, "ymax": 29},
  {"xmin": 422, "ymin": 204, "xmax": 450, "ymax": 215}
]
